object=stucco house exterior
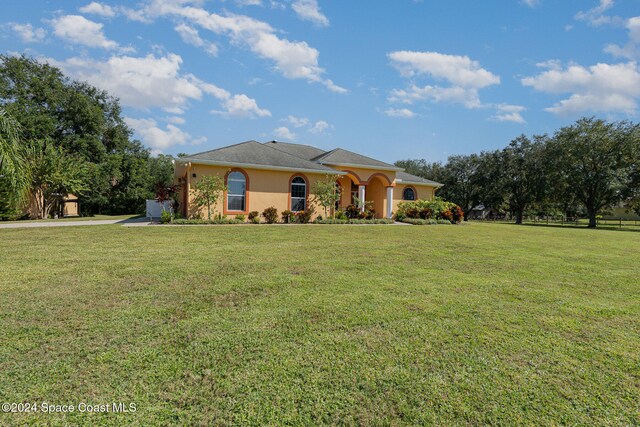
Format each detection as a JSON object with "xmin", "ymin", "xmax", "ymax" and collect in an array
[{"xmin": 173, "ymin": 140, "xmax": 442, "ymax": 219}]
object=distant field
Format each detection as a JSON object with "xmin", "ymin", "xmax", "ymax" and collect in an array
[{"xmin": 0, "ymin": 223, "xmax": 638, "ymax": 425}]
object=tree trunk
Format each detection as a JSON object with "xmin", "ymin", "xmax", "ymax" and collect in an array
[
  {"xmin": 515, "ymin": 209, "xmax": 523, "ymax": 224},
  {"xmin": 587, "ymin": 210, "xmax": 597, "ymax": 228}
]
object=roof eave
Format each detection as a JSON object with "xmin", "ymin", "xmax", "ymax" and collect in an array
[
  {"xmin": 319, "ymin": 162, "xmax": 403, "ymax": 172},
  {"xmin": 396, "ymin": 179, "xmax": 444, "ymax": 187},
  {"xmin": 176, "ymin": 158, "xmax": 344, "ymax": 175}
]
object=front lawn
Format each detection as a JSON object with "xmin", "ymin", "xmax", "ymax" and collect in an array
[{"xmin": 0, "ymin": 223, "xmax": 638, "ymax": 425}]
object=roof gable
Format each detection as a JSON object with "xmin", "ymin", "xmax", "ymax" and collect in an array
[{"xmin": 312, "ymin": 148, "xmax": 402, "ymax": 170}]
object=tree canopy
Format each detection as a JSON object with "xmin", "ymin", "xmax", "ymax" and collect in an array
[
  {"xmin": 396, "ymin": 117, "xmax": 640, "ymax": 228},
  {"xmin": 0, "ymin": 55, "xmax": 170, "ymax": 218}
]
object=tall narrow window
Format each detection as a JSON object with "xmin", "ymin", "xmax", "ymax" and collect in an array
[
  {"xmin": 291, "ymin": 176, "xmax": 306, "ymax": 212},
  {"xmin": 227, "ymin": 171, "xmax": 246, "ymax": 211},
  {"xmin": 403, "ymin": 187, "xmax": 415, "ymax": 201}
]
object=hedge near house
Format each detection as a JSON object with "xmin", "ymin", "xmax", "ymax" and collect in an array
[{"xmin": 395, "ymin": 197, "xmax": 464, "ymax": 224}]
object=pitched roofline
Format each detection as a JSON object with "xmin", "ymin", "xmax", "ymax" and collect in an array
[
  {"xmin": 175, "ymin": 158, "xmax": 345, "ymax": 175},
  {"xmin": 183, "ymin": 140, "xmax": 259, "ymax": 158},
  {"xmin": 396, "ymin": 177, "xmax": 444, "ymax": 187},
  {"xmin": 263, "ymin": 140, "xmax": 327, "ymax": 161},
  {"xmin": 318, "ymin": 161, "xmax": 404, "ymax": 172}
]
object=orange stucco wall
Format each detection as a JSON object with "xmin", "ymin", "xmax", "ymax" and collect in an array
[
  {"xmin": 174, "ymin": 162, "xmax": 439, "ymax": 219},
  {"xmin": 176, "ymin": 163, "xmax": 331, "ymax": 219}
]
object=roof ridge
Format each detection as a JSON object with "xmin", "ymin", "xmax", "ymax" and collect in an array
[
  {"xmin": 257, "ymin": 142, "xmax": 337, "ymax": 171},
  {"xmin": 311, "ymin": 147, "xmax": 339, "ymax": 162},
  {"xmin": 264, "ymin": 141, "xmax": 328, "ymax": 162},
  {"xmin": 183, "ymin": 140, "xmax": 259, "ymax": 158},
  {"xmin": 335, "ymin": 147, "xmax": 396, "ymax": 167}
]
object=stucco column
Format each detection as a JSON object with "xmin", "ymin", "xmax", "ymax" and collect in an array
[
  {"xmin": 386, "ymin": 186, "xmax": 394, "ymax": 219},
  {"xmin": 358, "ymin": 185, "xmax": 366, "ymax": 212}
]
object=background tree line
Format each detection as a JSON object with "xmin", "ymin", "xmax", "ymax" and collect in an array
[
  {"xmin": 0, "ymin": 55, "xmax": 174, "ymax": 219},
  {"xmin": 396, "ymin": 118, "xmax": 640, "ymax": 228}
]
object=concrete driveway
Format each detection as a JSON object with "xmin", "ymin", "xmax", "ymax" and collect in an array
[{"xmin": 0, "ymin": 217, "xmax": 152, "ymax": 229}]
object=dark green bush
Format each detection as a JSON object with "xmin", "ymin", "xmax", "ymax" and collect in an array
[
  {"xmin": 160, "ymin": 210, "xmax": 172, "ymax": 224},
  {"xmin": 248, "ymin": 211, "xmax": 259, "ymax": 221},
  {"xmin": 295, "ymin": 210, "xmax": 313, "ymax": 224},
  {"xmin": 262, "ymin": 207, "xmax": 278, "ymax": 224}
]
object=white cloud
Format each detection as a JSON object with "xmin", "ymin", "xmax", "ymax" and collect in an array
[
  {"xmin": 605, "ymin": 16, "xmax": 640, "ymax": 60},
  {"xmin": 79, "ymin": 2, "xmax": 116, "ymax": 17},
  {"xmin": 127, "ymin": 1, "xmax": 345, "ymax": 92},
  {"xmin": 575, "ymin": 0, "xmax": 617, "ymax": 27},
  {"xmin": 215, "ymin": 94, "xmax": 272, "ymax": 118},
  {"xmin": 388, "ymin": 51, "xmax": 499, "ymax": 110},
  {"xmin": 522, "ymin": 61, "xmax": 640, "ymax": 115},
  {"xmin": 53, "ymin": 53, "xmax": 201, "ymax": 110},
  {"xmin": 50, "ymin": 53, "xmax": 269, "ymax": 118},
  {"xmin": 389, "ymin": 85, "xmax": 483, "ymax": 109},
  {"xmin": 284, "ymin": 115, "xmax": 309, "ymax": 128},
  {"xmin": 50, "ymin": 15, "xmax": 119, "ymax": 50},
  {"xmin": 125, "ymin": 117, "xmax": 192, "ymax": 151},
  {"xmin": 385, "ymin": 108, "xmax": 416, "ymax": 118},
  {"xmin": 389, "ymin": 51, "xmax": 500, "ymax": 88},
  {"xmin": 490, "ymin": 104, "xmax": 526, "ymax": 123},
  {"xmin": 309, "ymin": 120, "xmax": 331, "ymax": 134},
  {"xmin": 273, "ymin": 126, "xmax": 296, "ymax": 140},
  {"xmin": 166, "ymin": 116, "xmax": 186, "ymax": 124},
  {"xmin": 291, "ymin": 0, "xmax": 329, "ymax": 27},
  {"xmin": 7, "ymin": 23, "xmax": 46, "ymax": 43},
  {"xmin": 174, "ymin": 23, "xmax": 218, "ymax": 56}
]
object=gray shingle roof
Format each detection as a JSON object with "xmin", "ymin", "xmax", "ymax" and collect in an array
[
  {"xmin": 263, "ymin": 141, "xmax": 327, "ymax": 161},
  {"xmin": 180, "ymin": 140, "xmax": 338, "ymax": 173},
  {"xmin": 312, "ymin": 148, "xmax": 402, "ymax": 170},
  {"xmin": 396, "ymin": 171, "xmax": 443, "ymax": 187}
]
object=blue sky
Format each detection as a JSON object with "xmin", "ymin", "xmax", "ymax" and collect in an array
[{"xmin": 2, "ymin": 0, "xmax": 639, "ymax": 163}]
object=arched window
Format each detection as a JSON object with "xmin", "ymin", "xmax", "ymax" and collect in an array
[
  {"xmin": 227, "ymin": 171, "xmax": 246, "ymax": 211},
  {"xmin": 402, "ymin": 187, "xmax": 416, "ymax": 201},
  {"xmin": 290, "ymin": 176, "xmax": 306, "ymax": 212}
]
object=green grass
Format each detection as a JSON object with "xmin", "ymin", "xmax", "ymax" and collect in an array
[{"xmin": 0, "ymin": 223, "xmax": 638, "ymax": 425}]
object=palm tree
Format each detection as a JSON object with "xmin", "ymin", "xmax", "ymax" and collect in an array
[{"xmin": 0, "ymin": 108, "xmax": 29, "ymax": 203}]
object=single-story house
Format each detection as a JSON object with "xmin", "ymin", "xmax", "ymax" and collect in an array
[{"xmin": 173, "ymin": 140, "xmax": 442, "ymax": 219}]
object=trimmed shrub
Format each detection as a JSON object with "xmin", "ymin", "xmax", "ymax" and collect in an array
[
  {"xmin": 419, "ymin": 207, "xmax": 433, "ymax": 220},
  {"xmin": 438, "ymin": 209, "xmax": 453, "ymax": 221},
  {"xmin": 315, "ymin": 218, "xmax": 394, "ymax": 225},
  {"xmin": 345, "ymin": 204, "xmax": 360, "ymax": 219},
  {"xmin": 248, "ymin": 211, "xmax": 259, "ymax": 221},
  {"xmin": 262, "ymin": 207, "xmax": 278, "ymax": 224},
  {"xmin": 251, "ymin": 216, "xmax": 261, "ymax": 224},
  {"xmin": 281, "ymin": 210, "xmax": 293, "ymax": 224},
  {"xmin": 235, "ymin": 214, "xmax": 246, "ymax": 222},
  {"xmin": 397, "ymin": 197, "xmax": 463, "ymax": 223},
  {"xmin": 160, "ymin": 210, "xmax": 172, "ymax": 224},
  {"xmin": 335, "ymin": 209, "xmax": 348, "ymax": 220},
  {"xmin": 450, "ymin": 205, "xmax": 464, "ymax": 223},
  {"xmin": 172, "ymin": 218, "xmax": 243, "ymax": 225},
  {"xmin": 405, "ymin": 207, "xmax": 419, "ymax": 219},
  {"xmin": 296, "ymin": 210, "xmax": 313, "ymax": 224}
]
